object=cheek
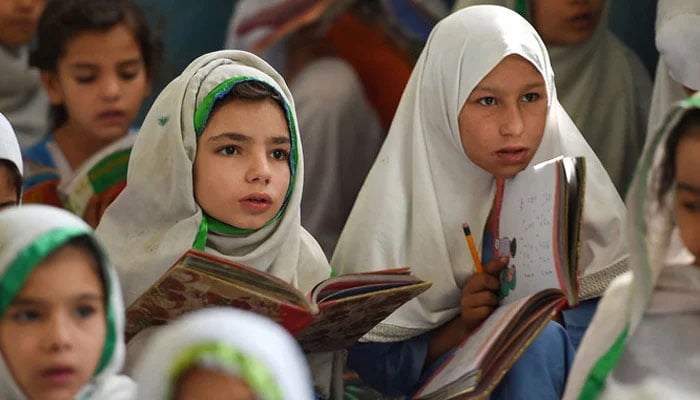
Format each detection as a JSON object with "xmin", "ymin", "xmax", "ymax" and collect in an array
[
  {"xmin": 0, "ymin": 322, "xmax": 34, "ymax": 373},
  {"xmin": 677, "ymin": 213, "xmax": 700, "ymax": 259}
]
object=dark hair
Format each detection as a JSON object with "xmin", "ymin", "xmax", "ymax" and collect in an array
[
  {"xmin": 657, "ymin": 108, "xmax": 700, "ymax": 203},
  {"xmin": 32, "ymin": 0, "xmax": 163, "ymax": 130},
  {"xmin": 0, "ymin": 160, "xmax": 22, "ymax": 201},
  {"xmin": 213, "ymin": 80, "xmax": 286, "ymax": 114},
  {"xmin": 49, "ymin": 235, "xmax": 108, "ymax": 304}
]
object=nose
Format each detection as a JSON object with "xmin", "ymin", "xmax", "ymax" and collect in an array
[
  {"xmin": 244, "ymin": 153, "xmax": 271, "ymax": 184},
  {"xmin": 499, "ymin": 103, "xmax": 525, "ymax": 137},
  {"xmin": 42, "ymin": 313, "xmax": 73, "ymax": 353},
  {"xmin": 100, "ymin": 74, "xmax": 122, "ymax": 101}
]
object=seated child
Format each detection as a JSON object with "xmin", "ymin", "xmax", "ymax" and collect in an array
[
  {"xmin": 563, "ymin": 93, "xmax": 700, "ymax": 399},
  {"xmin": 332, "ymin": 5, "xmax": 628, "ymax": 398},
  {"xmin": 0, "ymin": 204, "xmax": 134, "ymax": 399},
  {"xmin": 133, "ymin": 307, "xmax": 314, "ymax": 400},
  {"xmin": 0, "ymin": 112, "xmax": 22, "ymax": 208},
  {"xmin": 0, "ymin": 0, "xmax": 49, "ymax": 149},
  {"xmin": 95, "ymin": 50, "xmax": 339, "ymax": 398},
  {"xmin": 22, "ymin": 0, "xmax": 161, "ymax": 226}
]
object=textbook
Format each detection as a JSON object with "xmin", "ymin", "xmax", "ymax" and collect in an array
[
  {"xmin": 414, "ymin": 156, "xmax": 586, "ymax": 400},
  {"xmin": 58, "ymin": 134, "xmax": 135, "ymax": 217},
  {"xmin": 125, "ymin": 249, "xmax": 432, "ymax": 353}
]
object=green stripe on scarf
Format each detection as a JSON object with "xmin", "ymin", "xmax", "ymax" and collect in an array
[{"xmin": 578, "ymin": 328, "xmax": 629, "ymax": 400}]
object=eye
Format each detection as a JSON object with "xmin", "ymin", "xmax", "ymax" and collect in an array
[
  {"xmin": 681, "ymin": 201, "xmax": 700, "ymax": 212},
  {"xmin": 478, "ymin": 97, "xmax": 497, "ymax": 106},
  {"xmin": 118, "ymin": 68, "xmax": 140, "ymax": 81},
  {"xmin": 522, "ymin": 93, "xmax": 540, "ymax": 102},
  {"xmin": 75, "ymin": 75, "xmax": 96, "ymax": 84},
  {"xmin": 74, "ymin": 304, "xmax": 97, "ymax": 319},
  {"xmin": 11, "ymin": 309, "xmax": 40, "ymax": 323},
  {"xmin": 270, "ymin": 149, "xmax": 289, "ymax": 161},
  {"xmin": 217, "ymin": 145, "xmax": 239, "ymax": 156}
]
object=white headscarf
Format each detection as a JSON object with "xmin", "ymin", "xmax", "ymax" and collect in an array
[
  {"xmin": 563, "ymin": 93, "xmax": 700, "ymax": 400},
  {"xmin": 0, "ymin": 112, "xmax": 22, "ymax": 176},
  {"xmin": 133, "ymin": 308, "xmax": 314, "ymax": 400},
  {"xmin": 454, "ymin": 0, "xmax": 651, "ymax": 194},
  {"xmin": 646, "ymin": 0, "xmax": 700, "ymax": 139},
  {"xmin": 96, "ymin": 50, "xmax": 330, "ymax": 307},
  {"xmin": 0, "ymin": 204, "xmax": 133, "ymax": 400},
  {"xmin": 331, "ymin": 5, "xmax": 628, "ymax": 342}
]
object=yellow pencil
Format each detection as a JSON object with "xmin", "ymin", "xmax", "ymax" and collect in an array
[{"xmin": 463, "ymin": 224, "xmax": 484, "ymax": 274}]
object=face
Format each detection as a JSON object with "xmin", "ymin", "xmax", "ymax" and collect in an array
[
  {"xmin": 0, "ymin": 163, "xmax": 19, "ymax": 209},
  {"xmin": 175, "ymin": 368, "xmax": 255, "ymax": 400},
  {"xmin": 0, "ymin": 0, "xmax": 45, "ymax": 49},
  {"xmin": 674, "ymin": 130, "xmax": 700, "ymax": 263},
  {"xmin": 531, "ymin": 0, "xmax": 605, "ymax": 46},
  {"xmin": 458, "ymin": 55, "xmax": 548, "ymax": 179},
  {"xmin": 193, "ymin": 98, "xmax": 292, "ymax": 230},
  {"xmin": 0, "ymin": 245, "xmax": 106, "ymax": 400},
  {"xmin": 41, "ymin": 23, "xmax": 151, "ymax": 145}
]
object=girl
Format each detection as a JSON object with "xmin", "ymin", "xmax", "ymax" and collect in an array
[
  {"xmin": 0, "ymin": 0, "xmax": 48, "ymax": 149},
  {"xmin": 454, "ymin": 0, "xmax": 652, "ymax": 196},
  {"xmin": 95, "ymin": 50, "xmax": 339, "ymax": 398},
  {"xmin": 0, "ymin": 112, "xmax": 23, "ymax": 208},
  {"xmin": 332, "ymin": 5, "xmax": 628, "ymax": 398},
  {"xmin": 22, "ymin": 0, "xmax": 160, "ymax": 220},
  {"xmin": 563, "ymin": 94, "xmax": 700, "ymax": 399},
  {"xmin": 0, "ymin": 204, "xmax": 133, "ymax": 399},
  {"xmin": 133, "ymin": 307, "xmax": 314, "ymax": 400}
]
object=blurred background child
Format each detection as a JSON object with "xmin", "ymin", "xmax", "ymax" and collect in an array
[
  {"xmin": 0, "ymin": 205, "xmax": 134, "ymax": 399},
  {"xmin": 22, "ymin": 0, "xmax": 161, "ymax": 226},
  {"xmin": 0, "ymin": 0, "xmax": 49, "ymax": 149},
  {"xmin": 133, "ymin": 308, "xmax": 314, "ymax": 400}
]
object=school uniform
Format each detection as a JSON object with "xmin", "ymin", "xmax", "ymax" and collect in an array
[
  {"xmin": 332, "ymin": 6, "xmax": 628, "ymax": 398},
  {"xmin": 455, "ymin": 0, "xmax": 652, "ymax": 196},
  {"xmin": 563, "ymin": 94, "xmax": 700, "ymax": 400},
  {"xmin": 0, "ymin": 205, "xmax": 135, "ymax": 400},
  {"xmin": 95, "ymin": 50, "xmax": 341, "ymax": 399}
]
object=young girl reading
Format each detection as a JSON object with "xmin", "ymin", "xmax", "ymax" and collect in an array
[
  {"xmin": 332, "ymin": 5, "xmax": 628, "ymax": 398},
  {"xmin": 0, "ymin": 204, "xmax": 134, "ymax": 399},
  {"xmin": 454, "ymin": 0, "xmax": 651, "ymax": 196},
  {"xmin": 0, "ymin": 113, "xmax": 23, "ymax": 208},
  {"xmin": 563, "ymin": 93, "xmax": 700, "ymax": 399},
  {"xmin": 22, "ymin": 0, "xmax": 160, "ymax": 223},
  {"xmin": 95, "ymin": 50, "xmax": 339, "ymax": 398},
  {"xmin": 133, "ymin": 307, "xmax": 314, "ymax": 400}
]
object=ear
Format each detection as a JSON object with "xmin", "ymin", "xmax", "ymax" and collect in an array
[{"xmin": 40, "ymin": 71, "xmax": 65, "ymax": 105}]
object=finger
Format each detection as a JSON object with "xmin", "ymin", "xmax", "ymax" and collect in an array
[
  {"xmin": 463, "ymin": 273, "xmax": 501, "ymax": 293},
  {"xmin": 483, "ymin": 256, "xmax": 509, "ymax": 276},
  {"xmin": 461, "ymin": 306, "xmax": 495, "ymax": 326},
  {"xmin": 463, "ymin": 291, "xmax": 500, "ymax": 309}
]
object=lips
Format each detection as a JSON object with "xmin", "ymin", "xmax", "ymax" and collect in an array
[
  {"xmin": 569, "ymin": 12, "xmax": 593, "ymax": 30},
  {"xmin": 495, "ymin": 147, "xmax": 529, "ymax": 164},
  {"xmin": 40, "ymin": 366, "xmax": 76, "ymax": 385},
  {"xmin": 97, "ymin": 110, "xmax": 126, "ymax": 124},
  {"xmin": 240, "ymin": 193, "xmax": 273, "ymax": 214}
]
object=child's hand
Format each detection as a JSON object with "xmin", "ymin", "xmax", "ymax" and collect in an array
[{"xmin": 459, "ymin": 256, "xmax": 509, "ymax": 332}]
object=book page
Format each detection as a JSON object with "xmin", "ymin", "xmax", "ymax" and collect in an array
[{"xmin": 498, "ymin": 158, "xmax": 564, "ymax": 304}]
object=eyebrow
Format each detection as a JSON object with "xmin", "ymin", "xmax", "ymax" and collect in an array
[
  {"xmin": 677, "ymin": 182, "xmax": 700, "ymax": 195},
  {"xmin": 10, "ymin": 293, "xmax": 103, "ymax": 307},
  {"xmin": 474, "ymin": 82, "xmax": 546, "ymax": 93},
  {"xmin": 69, "ymin": 59, "xmax": 143, "ymax": 70},
  {"xmin": 208, "ymin": 132, "xmax": 291, "ymax": 145}
]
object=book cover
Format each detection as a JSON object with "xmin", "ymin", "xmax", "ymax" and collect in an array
[{"xmin": 126, "ymin": 249, "xmax": 431, "ymax": 353}]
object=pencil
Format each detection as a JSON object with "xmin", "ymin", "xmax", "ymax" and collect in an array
[{"xmin": 463, "ymin": 224, "xmax": 484, "ymax": 274}]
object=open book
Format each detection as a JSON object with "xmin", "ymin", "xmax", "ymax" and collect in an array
[
  {"xmin": 414, "ymin": 156, "xmax": 586, "ymax": 400},
  {"xmin": 125, "ymin": 249, "xmax": 431, "ymax": 353},
  {"xmin": 58, "ymin": 134, "xmax": 135, "ymax": 217}
]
